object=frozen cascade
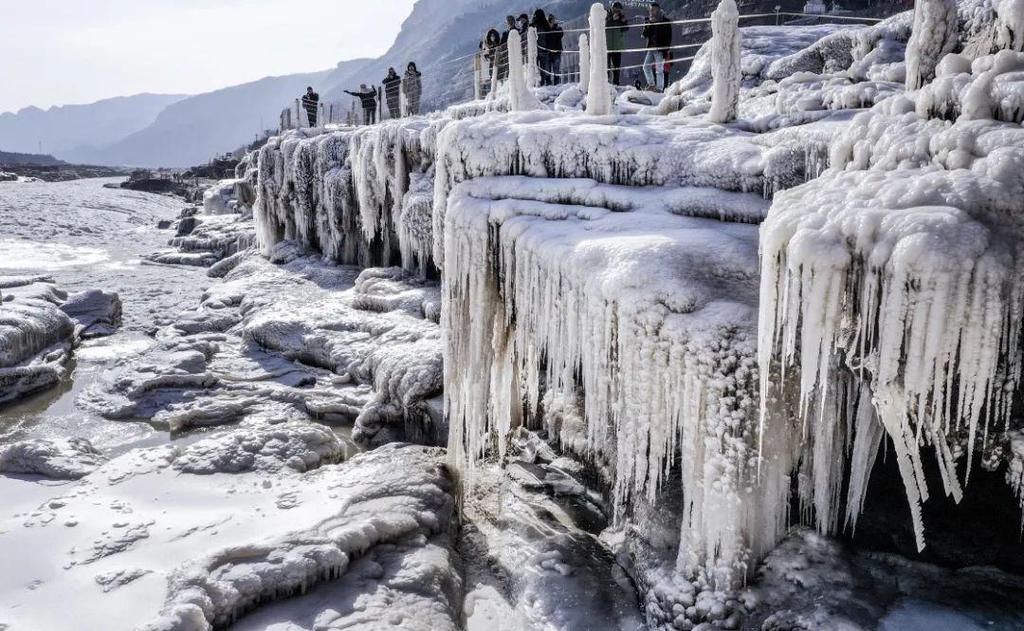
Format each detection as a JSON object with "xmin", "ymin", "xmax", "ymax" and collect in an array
[
  {"xmin": 444, "ymin": 176, "xmax": 789, "ymax": 587},
  {"xmin": 905, "ymin": 0, "xmax": 959, "ymax": 90},
  {"xmin": 586, "ymin": 3, "xmax": 613, "ymax": 116},
  {"xmin": 758, "ymin": 97, "xmax": 1024, "ymax": 550},
  {"xmin": 709, "ymin": 0, "xmax": 741, "ymax": 123}
]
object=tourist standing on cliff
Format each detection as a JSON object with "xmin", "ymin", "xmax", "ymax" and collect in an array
[
  {"xmin": 301, "ymin": 86, "xmax": 319, "ymax": 127},
  {"xmin": 641, "ymin": 2, "xmax": 673, "ymax": 92},
  {"xmin": 545, "ymin": 13, "xmax": 564, "ymax": 86},
  {"xmin": 532, "ymin": 10, "xmax": 551, "ymax": 85},
  {"xmin": 481, "ymin": 29, "xmax": 502, "ymax": 93},
  {"xmin": 383, "ymin": 68, "xmax": 402, "ymax": 119},
  {"xmin": 499, "ymin": 16, "xmax": 516, "ymax": 81},
  {"xmin": 345, "ymin": 84, "xmax": 378, "ymax": 125},
  {"xmin": 606, "ymin": 2, "xmax": 629, "ymax": 85},
  {"xmin": 403, "ymin": 63, "xmax": 422, "ymax": 116}
]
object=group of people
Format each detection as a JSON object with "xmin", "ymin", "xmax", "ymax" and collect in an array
[
  {"xmin": 346, "ymin": 63, "xmax": 422, "ymax": 126},
  {"xmin": 299, "ymin": 62, "xmax": 423, "ymax": 129},
  {"xmin": 478, "ymin": 2, "xmax": 676, "ymax": 93},
  {"xmin": 481, "ymin": 10, "xmax": 565, "ymax": 88}
]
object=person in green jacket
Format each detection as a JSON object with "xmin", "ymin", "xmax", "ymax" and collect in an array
[{"xmin": 606, "ymin": 2, "xmax": 629, "ymax": 85}]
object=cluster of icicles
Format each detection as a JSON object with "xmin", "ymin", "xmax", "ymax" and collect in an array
[{"xmin": 758, "ymin": 184, "xmax": 1024, "ymax": 550}]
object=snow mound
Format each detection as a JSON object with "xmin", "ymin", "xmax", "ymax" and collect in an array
[
  {"xmin": 918, "ymin": 49, "xmax": 1024, "ymax": 123},
  {"xmin": 171, "ymin": 422, "xmax": 344, "ymax": 474},
  {"xmin": 0, "ymin": 437, "xmax": 107, "ymax": 480}
]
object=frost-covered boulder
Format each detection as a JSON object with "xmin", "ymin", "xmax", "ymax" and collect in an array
[
  {"xmin": 0, "ymin": 438, "xmax": 106, "ymax": 480},
  {"xmin": 203, "ymin": 177, "xmax": 256, "ymax": 215},
  {"xmin": 171, "ymin": 422, "xmax": 345, "ymax": 474},
  {"xmin": 918, "ymin": 49, "xmax": 1024, "ymax": 122},
  {"xmin": 0, "ymin": 438, "xmax": 456, "ymax": 631},
  {"xmin": 60, "ymin": 289, "xmax": 121, "ymax": 339},
  {"xmin": 0, "ymin": 277, "xmax": 77, "ymax": 404}
]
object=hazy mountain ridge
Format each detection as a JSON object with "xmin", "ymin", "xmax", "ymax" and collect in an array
[{"xmin": 0, "ymin": 93, "xmax": 187, "ymax": 158}]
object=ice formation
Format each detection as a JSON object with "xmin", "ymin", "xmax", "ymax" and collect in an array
[
  {"xmin": 507, "ymin": 30, "xmax": 546, "ymax": 112},
  {"xmin": 905, "ymin": 0, "xmax": 959, "ymax": 89},
  {"xmin": 759, "ymin": 58, "xmax": 1024, "ymax": 549},
  {"xmin": 709, "ymin": 0, "xmax": 742, "ymax": 123},
  {"xmin": 0, "ymin": 438, "xmax": 106, "ymax": 479},
  {"xmin": 0, "ymin": 277, "xmax": 120, "ymax": 405},
  {"xmin": 586, "ymin": 3, "xmax": 613, "ymax": 116},
  {"xmin": 0, "ymin": 438, "xmax": 456, "ymax": 631},
  {"xmin": 443, "ymin": 176, "xmax": 784, "ymax": 587}
]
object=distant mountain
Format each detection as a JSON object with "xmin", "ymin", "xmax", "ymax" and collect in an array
[
  {"xmin": 0, "ymin": 94, "xmax": 186, "ymax": 158},
  {"xmin": 68, "ymin": 62, "xmax": 368, "ymax": 168},
  {"xmin": 0, "ymin": 150, "xmax": 66, "ymax": 167}
]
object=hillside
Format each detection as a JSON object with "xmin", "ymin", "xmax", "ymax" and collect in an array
[{"xmin": 0, "ymin": 94, "xmax": 186, "ymax": 158}]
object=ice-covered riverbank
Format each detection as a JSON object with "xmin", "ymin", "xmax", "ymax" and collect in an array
[{"xmin": 3, "ymin": 0, "xmax": 1024, "ymax": 628}]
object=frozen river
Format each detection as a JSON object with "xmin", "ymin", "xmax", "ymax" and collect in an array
[{"xmin": 0, "ymin": 177, "xmax": 207, "ymax": 451}]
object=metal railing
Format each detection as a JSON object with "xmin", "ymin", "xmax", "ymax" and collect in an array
[{"xmin": 278, "ymin": 8, "xmax": 887, "ymax": 130}]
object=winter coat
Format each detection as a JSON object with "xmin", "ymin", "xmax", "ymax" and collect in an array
[
  {"xmin": 345, "ymin": 89, "xmax": 377, "ymax": 109},
  {"xmin": 301, "ymin": 92, "xmax": 319, "ymax": 115},
  {"xmin": 546, "ymin": 25, "xmax": 564, "ymax": 53},
  {"xmin": 383, "ymin": 73, "xmax": 401, "ymax": 101},
  {"xmin": 642, "ymin": 16, "xmax": 673, "ymax": 53},
  {"xmin": 402, "ymin": 70, "xmax": 422, "ymax": 112},
  {"xmin": 606, "ymin": 13, "xmax": 629, "ymax": 51}
]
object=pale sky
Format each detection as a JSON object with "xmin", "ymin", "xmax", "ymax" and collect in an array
[{"xmin": 0, "ymin": 0, "xmax": 418, "ymax": 114}]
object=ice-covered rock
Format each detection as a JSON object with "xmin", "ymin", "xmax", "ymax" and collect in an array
[
  {"xmin": 0, "ymin": 277, "xmax": 118, "ymax": 405},
  {"xmin": 0, "ymin": 439, "xmax": 456, "ymax": 631},
  {"xmin": 171, "ymin": 422, "xmax": 344, "ymax": 474},
  {"xmin": 60, "ymin": 289, "xmax": 121, "ymax": 339},
  {"xmin": 0, "ymin": 438, "xmax": 106, "ymax": 480},
  {"xmin": 202, "ymin": 178, "xmax": 252, "ymax": 215}
]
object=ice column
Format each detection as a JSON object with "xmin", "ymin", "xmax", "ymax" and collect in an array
[
  {"xmin": 579, "ymin": 33, "xmax": 591, "ymax": 93},
  {"xmin": 586, "ymin": 3, "xmax": 613, "ymax": 115},
  {"xmin": 710, "ymin": 0, "xmax": 741, "ymax": 123},
  {"xmin": 507, "ymin": 29, "xmax": 544, "ymax": 111},
  {"xmin": 528, "ymin": 26, "xmax": 540, "ymax": 88},
  {"xmin": 905, "ymin": 0, "xmax": 959, "ymax": 90}
]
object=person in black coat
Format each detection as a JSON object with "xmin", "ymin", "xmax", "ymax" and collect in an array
[
  {"xmin": 641, "ymin": 3, "xmax": 673, "ymax": 91},
  {"xmin": 531, "ymin": 9, "xmax": 551, "ymax": 85},
  {"xmin": 499, "ymin": 15, "xmax": 516, "ymax": 81},
  {"xmin": 383, "ymin": 68, "xmax": 402, "ymax": 119},
  {"xmin": 301, "ymin": 86, "xmax": 319, "ymax": 127},
  {"xmin": 481, "ymin": 28, "xmax": 502, "ymax": 92},
  {"xmin": 345, "ymin": 84, "xmax": 378, "ymax": 125},
  {"xmin": 546, "ymin": 13, "xmax": 564, "ymax": 86}
]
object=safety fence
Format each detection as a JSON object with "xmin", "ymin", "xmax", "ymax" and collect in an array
[{"xmin": 280, "ymin": 8, "xmax": 884, "ymax": 130}]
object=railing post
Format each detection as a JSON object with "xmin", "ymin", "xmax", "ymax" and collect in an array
[
  {"xmin": 579, "ymin": 33, "xmax": 590, "ymax": 93},
  {"xmin": 586, "ymin": 3, "xmax": 612, "ymax": 115},
  {"xmin": 709, "ymin": 0, "xmax": 741, "ymax": 123},
  {"xmin": 474, "ymin": 54, "xmax": 483, "ymax": 100}
]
